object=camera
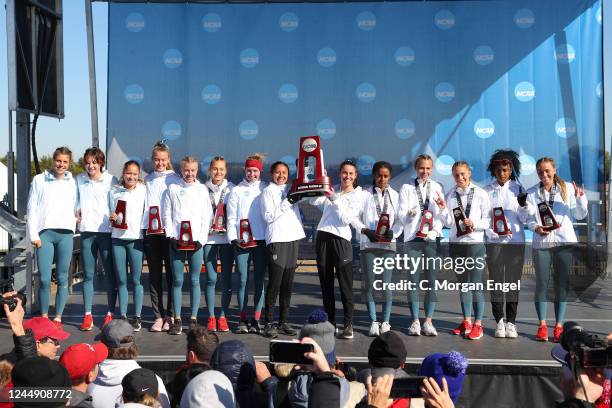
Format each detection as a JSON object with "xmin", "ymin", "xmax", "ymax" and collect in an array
[
  {"xmin": 0, "ymin": 292, "xmax": 26, "ymax": 318},
  {"xmin": 561, "ymin": 321, "xmax": 611, "ymax": 369}
]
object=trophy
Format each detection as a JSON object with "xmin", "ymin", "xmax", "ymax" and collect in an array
[
  {"xmin": 177, "ymin": 221, "xmax": 197, "ymax": 251},
  {"xmin": 538, "ymin": 203, "xmax": 560, "ymax": 232},
  {"xmin": 416, "ymin": 210, "xmax": 434, "ymax": 239},
  {"xmin": 453, "ymin": 207, "xmax": 472, "ymax": 237},
  {"xmin": 374, "ymin": 213, "xmax": 392, "ymax": 243},
  {"xmin": 492, "ymin": 207, "xmax": 511, "ymax": 236},
  {"xmin": 210, "ymin": 201, "xmax": 227, "ymax": 234},
  {"xmin": 146, "ymin": 206, "xmax": 164, "ymax": 235},
  {"xmin": 238, "ymin": 219, "xmax": 257, "ymax": 248},
  {"xmin": 288, "ymin": 136, "xmax": 333, "ymax": 203},
  {"xmin": 112, "ymin": 200, "xmax": 128, "ymax": 230}
]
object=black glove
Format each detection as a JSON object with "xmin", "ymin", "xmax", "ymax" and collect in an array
[
  {"xmin": 383, "ymin": 229, "xmax": 393, "ymax": 240},
  {"xmin": 231, "ymin": 239, "xmax": 243, "ymax": 250},
  {"xmin": 194, "ymin": 241, "xmax": 203, "ymax": 252},
  {"xmin": 169, "ymin": 238, "xmax": 179, "ymax": 251},
  {"xmin": 361, "ymin": 228, "xmax": 378, "ymax": 242},
  {"xmin": 517, "ymin": 192, "xmax": 528, "ymax": 207}
]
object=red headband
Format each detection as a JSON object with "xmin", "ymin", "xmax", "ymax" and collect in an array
[{"xmin": 245, "ymin": 159, "xmax": 262, "ymax": 171}]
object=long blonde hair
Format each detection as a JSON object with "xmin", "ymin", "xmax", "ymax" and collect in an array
[{"xmin": 536, "ymin": 157, "xmax": 567, "ymax": 202}]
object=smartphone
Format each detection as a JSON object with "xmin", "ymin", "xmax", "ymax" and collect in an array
[
  {"xmin": 269, "ymin": 340, "xmax": 314, "ymax": 365},
  {"xmin": 389, "ymin": 376, "xmax": 427, "ymax": 399}
]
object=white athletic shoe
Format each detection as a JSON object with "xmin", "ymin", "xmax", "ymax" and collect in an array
[
  {"xmin": 368, "ymin": 321, "xmax": 380, "ymax": 337},
  {"xmin": 422, "ymin": 321, "xmax": 438, "ymax": 336},
  {"xmin": 494, "ymin": 319, "xmax": 506, "ymax": 338},
  {"xmin": 380, "ymin": 321, "xmax": 391, "ymax": 334},
  {"xmin": 408, "ymin": 320, "xmax": 421, "ymax": 336},
  {"xmin": 505, "ymin": 322, "xmax": 518, "ymax": 339}
]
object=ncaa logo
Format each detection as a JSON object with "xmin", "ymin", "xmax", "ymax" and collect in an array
[
  {"xmin": 200, "ymin": 156, "xmax": 213, "ymax": 171},
  {"xmin": 279, "ymin": 13, "xmax": 299, "ymax": 32},
  {"xmin": 357, "ymin": 12, "xmax": 376, "ymax": 31},
  {"xmin": 317, "ymin": 48, "xmax": 337, "ymax": 68},
  {"xmin": 473, "ymin": 46, "xmax": 494, "ymax": 66},
  {"xmin": 317, "ymin": 119, "xmax": 336, "ymax": 140},
  {"xmin": 302, "ymin": 138, "xmax": 318, "ymax": 153},
  {"xmin": 435, "ymin": 10, "xmax": 455, "ymax": 30},
  {"xmin": 202, "ymin": 85, "xmax": 222, "ymax": 105},
  {"xmin": 519, "ymin": 154, "xmax": 536, "ymax": 176},
  {"xmin": 356, "ymin": 83, "xmax": 376, "ymax": 103},
  {"xmin": 163, "ymin": 49, "xmax": 183, "ymax": 69},
  {"xmin": 474, "ymin": 118, "xmax": 495, "ymax": 139},
  {"xmin": 161, "ymin": 121, "xmax": 182, "ymax": 141},
  {"xmin": 357, "ymin": 155, "xmax": 376, "ymax": 176},
  {"xmin": 514, "ymin": 9, "xmax": 535, "ymax": 29},
  {"xmin": 202, "ymin": 14, "xmax": 222, "ymax": 33},
  {"xmin": 597, "ymin": 82, "xmax": 602, "ymax": 98},
  {"xmin": 127, "ymin": 156, "xmax": 143, "ymax": 167},
  {"xmin": 394, "ymin": 47, "xmax": 415, "ymax": 67},
  {"xmin": 555, "ymin": 44, "xmax": 575, "ymax": 64},
  {"xmin": 239, "ymin": 120, "xmax": 259, "ymax": 140},
  {"xmin": 125, "ymin": 13, "xmax": 145, "ymax": 32},
  {"xmin": 435, "ymin": 155, "xmax": 454, "ymax": 176},
  {"xmin": 240, "ymin": 49, "xmax": 260, "ymax": 68},
  {"xmin": 124, "ymin": 84, "xmax": 144, "ymax": 104},
  {"xmin": 555, "ymin": 118, "xmax": 576, "ymax": 138},
  {"xmin": 395, "ymin": 119, "xmax": 415, "ymax": 140},
  {"xmin": 280, "ymin": 155, "xmax": 297, "ymax": 176},
  {"xmin": 279, "ymin": 84, "xmax": 299, "ymax": 104},
  {"xmin": 435, "ymin": 82, "xmax": 455, "ymax": 103},
  {"xmin": 514, "ymin": 82, "xmax": 535, "ymax": 102}
]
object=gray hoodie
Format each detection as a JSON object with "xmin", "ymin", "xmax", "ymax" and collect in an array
[{"xmin": 86, "ymin": 359, "xmax": 170, "ymax": 408}]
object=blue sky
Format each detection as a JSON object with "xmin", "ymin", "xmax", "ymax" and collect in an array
[{"xmin": 0, "ymin": 1, "xmax": 609, "ymax": 158}]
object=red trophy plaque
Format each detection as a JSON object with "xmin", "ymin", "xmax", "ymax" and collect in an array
[
  {"xmin": 210, "ymin": 202, "xmax": 227, "ymax": 234},
  {"xmin": 538, "ymin": 203, "xmax": 560, "ymax": 232},
  {"xmin": 239, "ymin": 219, "xmax": 257, "ymax": 248},
  {"xmin": 453, "ymin": 207, "xmax": 472, "ymax": 237},
  {"xmin": 375, "ymin": 213, "xmax": 392, "ymax": 243},
  {"xmin": 146, "ymin": 206, "xmax": 164, "ymax": 235},
  {"xmin": 492, "ymin": 207, "xmax": 511, "ymax": 236},
  {"xmin": 288, "ymin": 136, "xmax": 333, "ymax": 203},
  {"xmin": 177, "ymin": 221, "xmax": 197, "ymax": 251},
  {"xmin": 112, "ymin": 200, "xmax": 128, "ymax": 230},
  {"xmin": 416, "ymin": 210, "xmax": 434, "ymax": 239}
]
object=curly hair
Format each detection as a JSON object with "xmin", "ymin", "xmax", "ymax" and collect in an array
[{"xmin": 487, "ymin": 149, "xmax": 521, "ymax": 180}]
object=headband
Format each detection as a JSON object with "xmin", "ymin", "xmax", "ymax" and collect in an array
[{"xmin": 245, "ymin": 159, "xmax": 262, "ymax": 171}]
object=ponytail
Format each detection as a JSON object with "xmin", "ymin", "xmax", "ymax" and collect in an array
[{"xmin": 554, "ymin": 174, "xmax": 567, "ymax": 202}]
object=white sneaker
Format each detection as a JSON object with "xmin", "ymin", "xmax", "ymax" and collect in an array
[
  {"xmin": 422, "ymin": 321, "xmax": 438, "ymax": 336},
  {"xmin": 494, "ymin": 319, "xmax": 506, "ymax": 338},
  {"xmin": 505, "ymin": 322, "xmax": 518, "ymax": 339},
  {"xmin": 368, "ymin": 321, "xmax": 380, "ymax": 337},
  {"xmin": 380, "ymin": 321, "xmax": 391, "ymax": 334},
  {"xmin": 408, "ymin": 320, "xmax": 421, "ymax": 336}
]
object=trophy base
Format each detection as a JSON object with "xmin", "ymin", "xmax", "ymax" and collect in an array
[
  {"xmin": 541, "ymin": 224, "xmax": 561, "ymax": 232},
  {"xmin": 288, "ymin": 178, "xmax": 333, "ymax": 203},
  {"xmin": 375, "ymin": 236, "xmax": 392, "ymax": 243},
  {"xmin": 146, "ymin": 229, "xmax": 165, "ymax": 235},
  {"xmin": 209, "ymin": 227, "xmax": 227, "ymax": 234},
  {"xmin": 494, "ymin": 230, "xmax": 512, "ymax": 236},
  {"xmin": 177, "ymin": 242, "xmax": 197, "ymax": 251},
  {"xmin": 112, "ymin": 223, "xmax": 128, "ymax": 230},
  {"xmin": 456, "ymin": 228, "xmax": 473, "ymax": 237},
  {"xmin": 238, "ymin": 241, "xmax": 258, "ymax": 249}
]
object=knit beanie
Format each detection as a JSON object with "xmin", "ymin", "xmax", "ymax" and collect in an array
[
  {"xmin": 418, "ymin": 351, "xmax": 468, "ymax": 403},
  {"xmin": 298, "ymin": 310, "xmax": 336, "ymax": 365}
]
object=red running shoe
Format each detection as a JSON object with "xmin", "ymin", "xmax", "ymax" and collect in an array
[
  {"xmin": 536, "ymin": 324, "xmax": 548, "ymax": 342},
  {"xmin": 207, "ymin": 316, "xmax": 217, "ymax": 332},
  {"xmin": 102, "ymin": 314, "xmax": 113, "ymax": 327},
  {"xmin": 217, "ymin": 316, "xmax": 230, "ymax": 332},
  {"xmin": 467, "ymin": 323, "xmax": 484, "ymax": 340},
  {"xmin": 451, "ymin": 320, "xmax": 472, "ymax": 336},
  {"xmin": 52, "ymin": 320, "xmax": 62, "ymax": 330},
  {"xmin": 80, "ymin": 314, "xmax": 94, "ymax": 331},
  {"xmin": 553, "ymin": 326, "xmax": 563, "ymax": 343}
]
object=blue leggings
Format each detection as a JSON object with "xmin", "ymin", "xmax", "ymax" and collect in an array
[
  {"xmin": 170, "ymin": 246, "xmax": 204, "ymax": 319},
  {"xmin": 361, "ymin": 250, "xmax": 393, "ymax": 323},
  {"xmin": 37, "ymin": 229, "xmax": 73, "ymax": 316},
  {"xmin": 204, "ymin": 244, "xmax": 234, "ymax": 318},
  {"xmin": 80, "ymin": 232, "xmax": 116, "ymax": 314},
  {"xmin": 234, "ymin": 241, "xmax": 266, "ymax": 320},
  {"xmin": 450, "ymin": 243, "xmax": 485, "ymax": 321},
  {"xmin": 533, "ymin": 246, "xmax": 572, "ymax": 323},
  {"xmin": 405, "ymin": 240, "xmax": 438, "ymax": 320},
  {"xmin": 112, "ymin": 238, "xmax": 144, "ymax": 317}
]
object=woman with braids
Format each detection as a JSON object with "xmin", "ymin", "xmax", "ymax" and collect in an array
[
  {"xmin": 484, "ymin": 149, "xmax": 530, "ymax": 339},
  {"xmin": 527, "ymin": 157, "xmax": 587, "ymax": 342}
]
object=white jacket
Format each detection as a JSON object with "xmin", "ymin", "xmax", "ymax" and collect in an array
[
  {"xmin": 526, "ymin": 182, "xmax": 587, "ymax": 249},
  {"xmin": 352, "ymin": 186, "xmax": 402, "ymax": 245},
  {"xmin": 261, "ymin": 183, "xmax": 305, "ymax": 245},
  {"xmin": 484, "ymin": 180, "xmax": 529, "ymax": 243},
  {"xmin": 141, "ymin": 170, "xmax": 181, "ymax": 230},
  {"xmin": 397, "ymin": 178, "xmax": 445, "ymax": 241},
  {"xmin": 441, "ymin": 183, "xmax": 491, "ymax": 243},
  {"xmin": 226, "ymin": 179, "xmax": 267, "ymax": 242},
  {"xmin": 163, "ymin": 179, "xmax": 212, "ymax": 245},
  {"xmin": 310, "ymin": 185, "xmax": 363, "ymax": 242},
  {"xmin": 76, "ymin": 171, "xmax": 118, "ymax": 233},
  {"xmin": 205, "ymin": 179, "xmax": 235, "ymax": 245},
  {"xmin": 26, "ymin": 170, "xmax": 78, "ymax": 242},
  {"xmin": 108, "ymin": 183, "xmax": 146, "ymax": 240}
]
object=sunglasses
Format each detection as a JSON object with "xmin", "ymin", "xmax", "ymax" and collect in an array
[{"xmin": 38, "ymin": 337, "xmax": 60, "ymax": 346}]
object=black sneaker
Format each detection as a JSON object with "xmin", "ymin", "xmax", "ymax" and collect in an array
[
  {"xmin": 130, "ymin": 316, "xmax": 142, "ymax": 332},
  {"xmin": 189, "ymin": 318, "xmax": 198, "ymax": 330},
  {"xmin": 263, "ymin": 323, "xmax": 278, "ymax": 338},
  {"xmin": 278, "ymin": 322, "xmax": 297, "ymax": 336},
  {"xmin": 169, "ymin": 318, "xmax": 182, "ymax": 335},
  {"xmin": 235, "ymin": 320, "xmax": 249, "ymax": 334},
  {"xmin": 339, "ymin": 323, "xmax": 354, "ymax": 339},
  {"xmin": 249, "ymin": 319, "xmax": 262, "ymax": 334}
]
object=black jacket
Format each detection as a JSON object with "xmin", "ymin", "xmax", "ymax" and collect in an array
[
  {"xmin": 0, "ymin": 329, "xmax": 37, "ymax": 364},
  {"xmin": 556, "ymin": 398, "xmax": 595, "ymax": 408}
]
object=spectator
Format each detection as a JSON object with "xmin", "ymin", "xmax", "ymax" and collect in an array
[
  {"xmin": 11, "ymin": 356, "xmax": 71, "ymax": 408},
  {"xmin": 87, "ymin": 319, "xmax": 170, "ymax": 408},
  {"xmin": 59, "ymin": 342, "xmax": 108, "ymax": 408},
  {"xmin": 22, "ymin": 317, "xmax": 70, "ymax": 359},
  {"xmin": 180, "ymin": 370, "xmax": 236, "ymax": 408},
  {"xmin": 0, "ymin": 293, "xmax": 36, "ymax": 366},
  {"xmin": 120, "ymin": 368, "xmax": 160, "ymax": 407},
  {"xmin": 417, "ymin": 351, "xmax": 468, "ymax": 405}
]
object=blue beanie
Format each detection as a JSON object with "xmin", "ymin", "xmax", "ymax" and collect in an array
[{"xmin": 418, "ymin": 351, "xmax": 468, "ymax": 403}]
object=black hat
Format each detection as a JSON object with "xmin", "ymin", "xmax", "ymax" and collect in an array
[
  {"xmin": 122, "ymin": 368, "xmax": 159, "ymax": 400},
  {"xmin": 12, "ymin": 356, "xmax": 71, "ymax": 388},
  {"xmin": 368, "ymin": 331, "xmax": 407, "ymax": 369}
]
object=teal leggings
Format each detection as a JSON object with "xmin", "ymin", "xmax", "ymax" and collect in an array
[
  {"xmin": 234, "ymin": 241, "xmax": 266, "ymax": 320},
  {"xmin": 170, "ymin": 246, "xmax": 204, "ymax": 319},
  {"xmin": 112, "ymin": 238, "xmax": 144, "ymax": 317},
  {"xmin": 405, "ymin": 240, "xmax": 438, "ymax": 320},
  {"xmin": 450, "ymin": 243, "xmax": 485, "ymax": 321},
  {"xmin": 204, "ymin": 244, "xmax": 234, "ymax": 318},
  {"xmin": 37, "ymin": 229, "xmax": 73, "ymax": 316},
  {"xmin": 361, "ymin": 249, "xmax": 393, "ymax": 323},
  {"xmin": 533, "ymin": 246, "xmax": 572, "ymax": 323},
  {"xmin": 80, "ymin": 232, "xmax": 116, "ymax": 314}
]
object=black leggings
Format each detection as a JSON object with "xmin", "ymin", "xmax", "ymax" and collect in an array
[
  {"xmin": 486, "ymin": 243, "xmax": 525, "ymax": 323},
  {"xmin": 263, "ymin": 240, "xmax": 300, "ymax": 323},
  {"xmin": 144, "ymin": 234, "xmax": 174, "ymax": 318}
]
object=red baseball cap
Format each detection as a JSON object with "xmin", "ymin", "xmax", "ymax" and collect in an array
[
  {"xmin": 59, "ymin": 342, "xmax": 108, "ymax": 380},
  {"xmin": 23, "ymin": 317, "xmax": 70, "ymax": 341}
]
